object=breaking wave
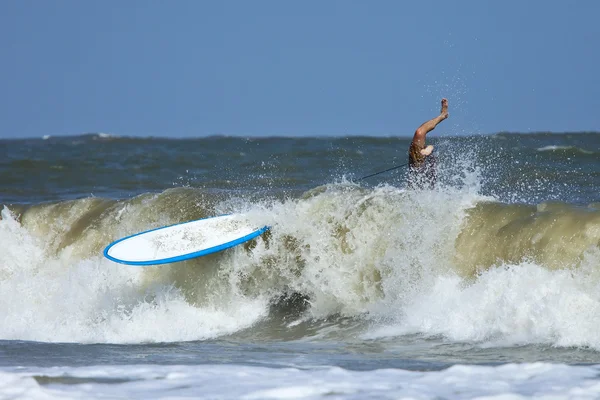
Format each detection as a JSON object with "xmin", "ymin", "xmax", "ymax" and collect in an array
[{"xmin": 2, "ymin": 174, "xmax": 600, "ymax": 348}]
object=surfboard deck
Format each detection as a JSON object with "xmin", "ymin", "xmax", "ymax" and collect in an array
[{"xmin": 104, "ymin": 214, "xmax": 269, "ymax": 266}]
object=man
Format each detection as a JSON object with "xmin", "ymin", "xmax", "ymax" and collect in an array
[{"xmin": 408, "ymin": 98, "xmax": 449, "ymax": 188}]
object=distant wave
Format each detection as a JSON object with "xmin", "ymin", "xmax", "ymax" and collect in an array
[
  {"xmin": 88, "ymin": 132, "xmax": 119, "ymax": 140},
  {"xmin": 537, "ymin": 145, "xmax": 594, "ymax": 154}
]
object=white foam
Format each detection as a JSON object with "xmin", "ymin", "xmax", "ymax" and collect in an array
[
  {"xmin": 1, "ymin": 363, "xmax": 600, "ymax": 399},
  {"xmin": 0, "ymin": 207, "xmax": 268, "ymax": 343},
  {"xmin": 3, "ymin": 154, "xmax": 600, "ymax": 349},
  {"xmin": 537, "ymin": 145, "xmax": 593, "ymax": 154},
  {"xmin": 365, "ymin": 256, "xmax": 600, "ymax": 348},
  {"xmin": 538, "ymin": 145, "xmax": 571, "ymax": 151}
]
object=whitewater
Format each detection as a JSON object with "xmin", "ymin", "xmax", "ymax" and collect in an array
[{"xmin": 1, "ymin": 133, "xmax": 600, "ymax": 399}]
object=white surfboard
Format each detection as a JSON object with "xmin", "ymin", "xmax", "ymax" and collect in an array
[{"xmin": 104, "ymin": 214, "xmax": 269, "ymax": 266}]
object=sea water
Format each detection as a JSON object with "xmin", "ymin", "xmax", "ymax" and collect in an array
[{"xmin": 1, "ymin": 133, "xmax": 600, "ymax": 399}]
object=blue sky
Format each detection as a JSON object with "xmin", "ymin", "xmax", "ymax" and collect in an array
[{"xmin": 1, "ymin": 0, "xmax": 599, "ymax": 138}]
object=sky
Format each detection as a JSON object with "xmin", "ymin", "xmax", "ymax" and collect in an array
[{"xmin": 1, "ymin": 0, "xmax": 599, "ymax": 138}]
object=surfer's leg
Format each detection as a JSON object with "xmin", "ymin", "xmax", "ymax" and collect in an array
[
  {"xmin": 412, "ymin": 99, "xmax": 449, "ymax": 146},
  {"xmin": 407, "ymin": 99, "xmax": 448, "ymax": 189}
]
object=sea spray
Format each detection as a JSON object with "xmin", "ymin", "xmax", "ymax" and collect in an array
[
  {"xmin": 2, "ymin": 162, "xmax": 600, "ymax": 347},
  {"xmin": 366, "ymin": 254, "xmax": 600, "ymax": 348},
  {"xmin": 0, "ymin": 182, "xmax": 478, "ymax": 343}
]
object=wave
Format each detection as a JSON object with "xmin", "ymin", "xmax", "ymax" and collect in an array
[
  {"xmin": 2, "ymin": 184, "xmax": 600, "ymax": 347},
  {"xmin": 537, "ymin": 145, "xmax": 594, "ymax": 154},
  {"xmin": 2, "ymin": 363, "xmax": 599, "ymax": 399}
]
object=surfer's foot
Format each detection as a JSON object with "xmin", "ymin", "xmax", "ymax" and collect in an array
[{"xmin": 440, "ymin": 98, "xmax": 449, "ymax": 120}]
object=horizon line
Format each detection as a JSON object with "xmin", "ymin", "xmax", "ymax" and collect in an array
[{"xmin": 1, "ymin": 130, "xmax": 599, "ymax": 141}]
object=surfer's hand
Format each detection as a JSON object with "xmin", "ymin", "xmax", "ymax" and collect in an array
[{"xmin": 420, "ymin": 145, "xmax": 434, "ymax": 156}]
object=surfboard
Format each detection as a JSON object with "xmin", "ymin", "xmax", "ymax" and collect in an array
[{"xmin": 103, "ymin": 214, "xmax": 269, "ymax": 266}]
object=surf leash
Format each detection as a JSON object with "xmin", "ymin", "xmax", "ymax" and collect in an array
[{"xmin": 357, "ymin": 162, "xmax": 409, "ymax": 181}]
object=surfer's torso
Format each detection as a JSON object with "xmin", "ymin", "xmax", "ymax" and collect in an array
[{"xmin": 408, "ymin": 143, "xmax": 436, "ymax": 188}]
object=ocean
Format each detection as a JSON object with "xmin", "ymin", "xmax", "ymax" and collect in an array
[{"xmin": 1, "ymin": 132, "xmax": 600, "ymax": 399}]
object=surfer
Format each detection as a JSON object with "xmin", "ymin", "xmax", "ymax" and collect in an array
[{"xmin": 407, "ymin": 98, "xmax": 449, "ymax": 188}]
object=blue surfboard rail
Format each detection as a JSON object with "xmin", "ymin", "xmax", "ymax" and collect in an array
[{"xmin": 103, "ymin": 215, "xmax": 270, "ymax": 266}]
